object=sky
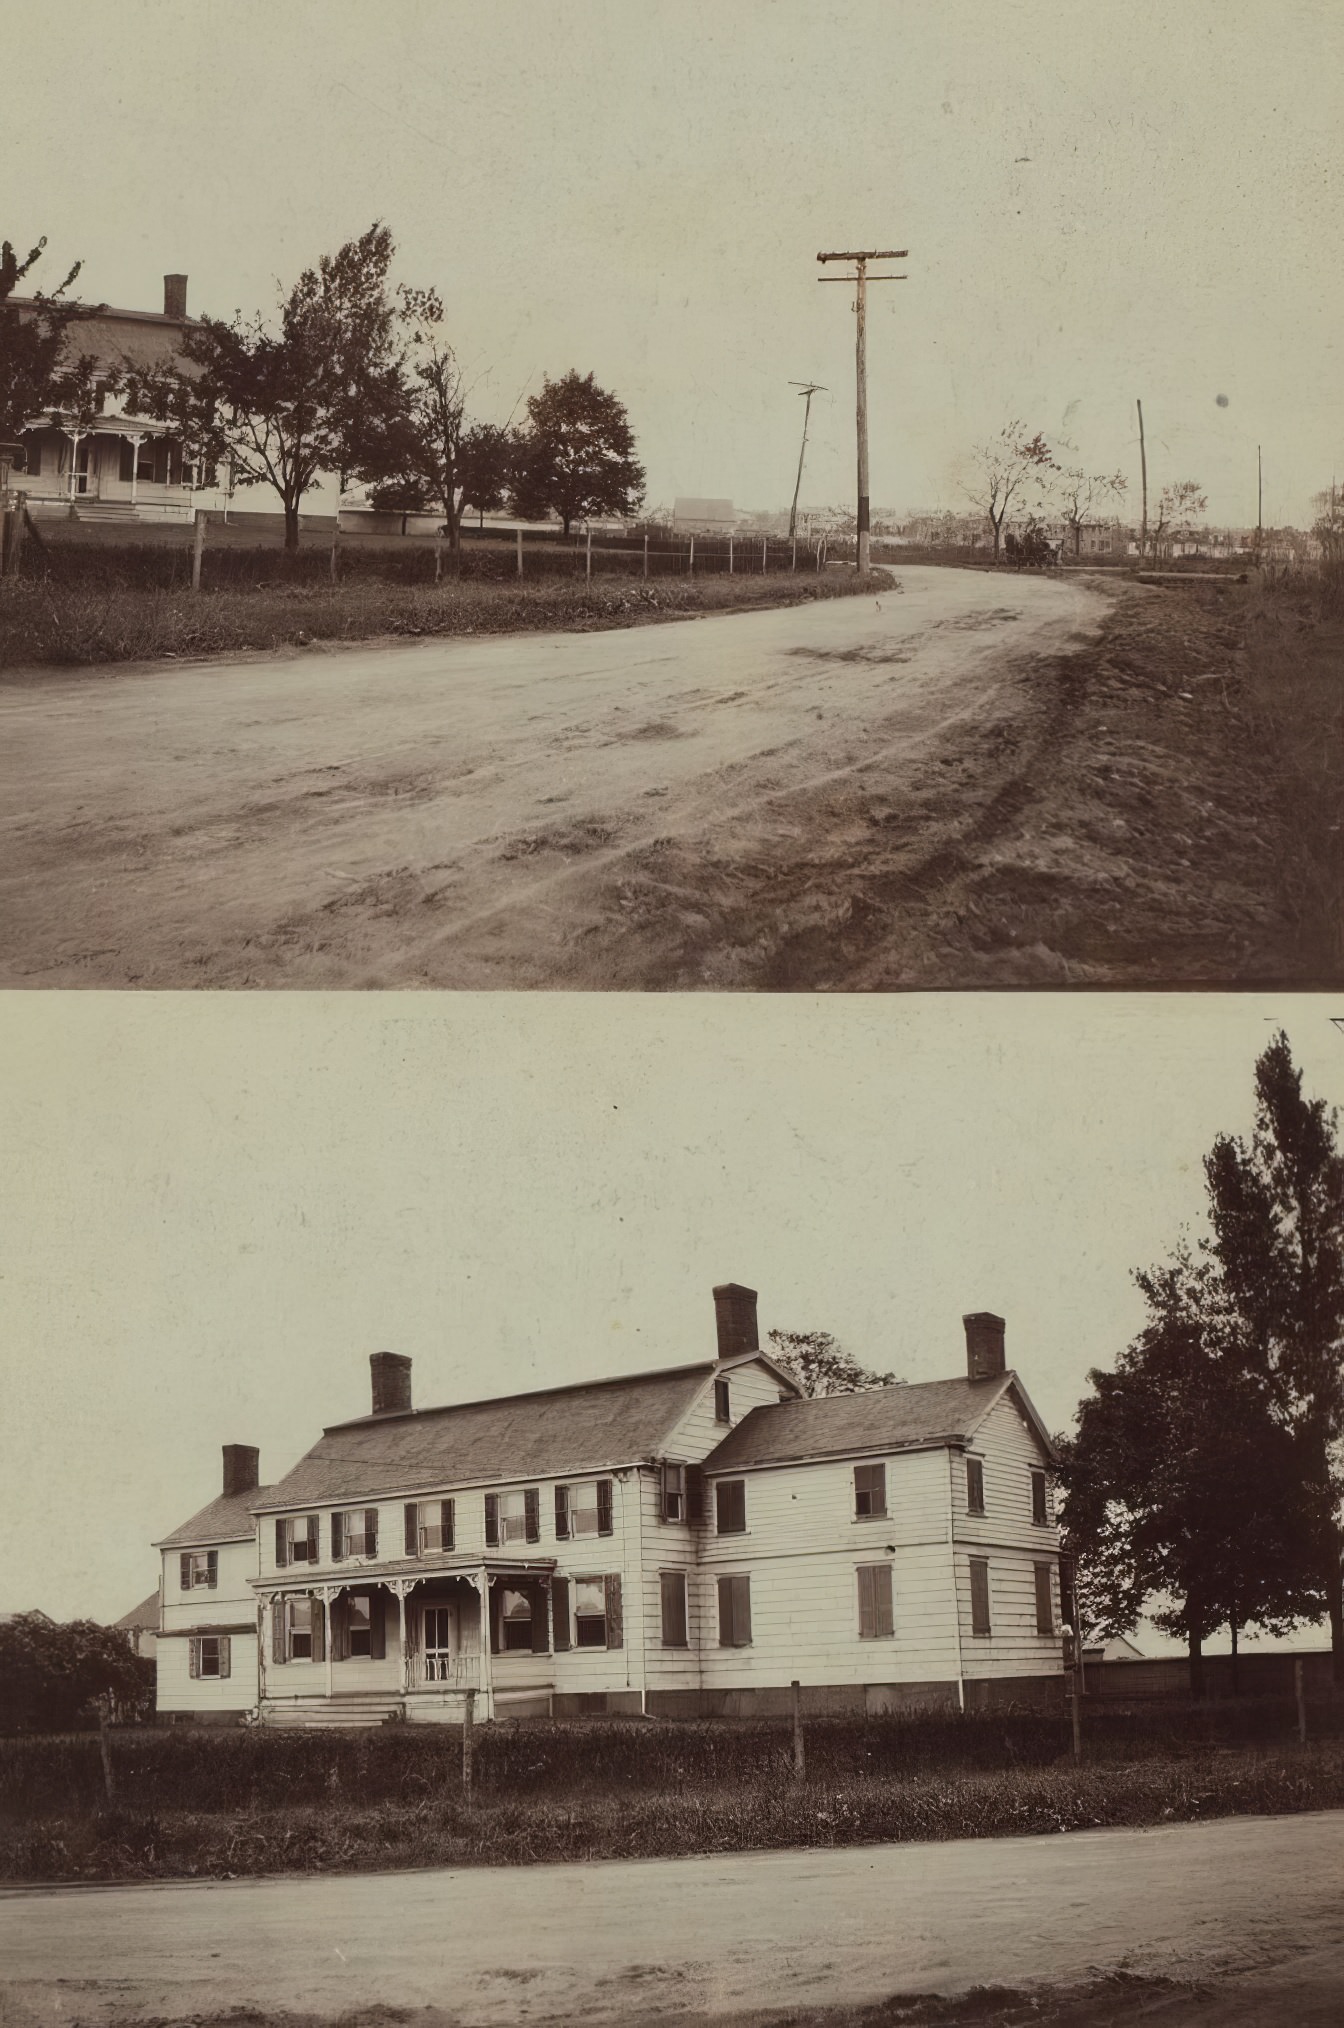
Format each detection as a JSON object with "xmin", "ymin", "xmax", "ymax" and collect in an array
[
  {"xmin": 10, "ymin": 0, "xmax": 1341, "ymax": 527},
  {"xmin": 3, "ymin": 991, "xmax": 1342, "ymax": 1623}
]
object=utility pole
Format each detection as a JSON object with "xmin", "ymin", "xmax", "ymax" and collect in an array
[
  {"xmin": 1257, "ymin": 443, "xmax": 1263, "ymax": 556},
  {"xmin": 788, "ymin": 381, "xmax": 826, "ymax": 542},
  {"xmin": 818, "ymin": 248, "xmax": 907, "ymax": 575},
  {"xmin": 1136, "ymin": 399, "xmax": 1148, "ymax": 562}
]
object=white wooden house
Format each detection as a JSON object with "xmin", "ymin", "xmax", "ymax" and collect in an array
[{"xmin": 153, "ymin": 1287, "xmax": 1064, "ymax": 1725}]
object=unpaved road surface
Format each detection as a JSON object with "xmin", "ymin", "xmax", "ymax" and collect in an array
[
  {"xmin": 0, "ymin": 572, "xmax": 1113, "ymax": 988},
  {"xmin": 1, "ymin": 1810, "xmax": 1341, "ymax": 2027}
]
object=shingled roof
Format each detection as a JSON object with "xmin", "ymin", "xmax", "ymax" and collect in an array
[
  {"xmin": 155, "ymin": 1485, "xmax": 276, "ymax": 1549},
  {"xmin": 252, "ymin": 1361, "xmax": 726, "ymax": 1512},
  {"xmin": 702, "ymin": 1371, "xmax": 1055, "ymax": 1471},
  {"xmin": 113, "ymin": 1589, "xmax": 161, "ymax": 1633}
]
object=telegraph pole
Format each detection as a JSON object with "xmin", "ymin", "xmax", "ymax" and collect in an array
[
  {"xmin": 788, "ymin": 381, "xmax": 826, "ymax": 542},
  {"xmin": 1136, "ymin": 398, "xmax": 1148, "ymax": 562},
  {"xmin": 818, "ymin": 247, "xmax": 906, "ymax": 575}
]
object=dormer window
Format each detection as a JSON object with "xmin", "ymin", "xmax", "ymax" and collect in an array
[{"xmin": 714, "ymin": 1378, "xmax": 731, "ymax": 1423}]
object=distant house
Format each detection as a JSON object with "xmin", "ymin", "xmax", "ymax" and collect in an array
[
  {"xmin": 112, "ymin": 1589, "xmax": 162, "ymax": 1660},
  {"xmin": 151, "ymin": 1284, "xmax": 1066, "ymax": 1726},
  {"xmin": 1082, "ymin": 1632, "xmax": 1144, "ymax": 1664},
  {"xmin": 672, "ymin": 498, "xmax": 736, "ymax": 535},
  {"xmin": 13, "ymin": 273, "xmax": 229, "ymax": 526}
]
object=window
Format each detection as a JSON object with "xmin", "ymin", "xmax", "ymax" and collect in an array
[
  {"xmin": 22, "ymin": 435, "xmax": 41, "ymax": 478},
  {"xmin": 714, "ymin": 1378, "xmax": 731, "ymax": 1423},
  {"xmin": 1034, "ymin": 1563, "xmax": 1055, "ymax": 1636},
  {"xmin": 135, "ymin": 438, "xmax": 160, "ymax": 483},
  {"xmin": 1031, "ymin": 1470, "xmax": 1049, "ymax": 1527},
  {"xmin": 575, "ymin": 1578, "xmax": 609, "ymax": 1647},
  {"xmin": 499, "ymin": 1587, "xmax": 536, "ymax": 1652},
  {"xmin": 857, "ymin": 1564, "xmax": 894, "ymax": 1638},
  {"xmin": 717, "ymin": 1572, "xmax": 752, "ymax": 1647},
  {"xmin": 274, "ymin": 1595, "xmax": 326, "ymax": 1664},
  {"xmin": 715, "ymin": 1479, "xmax": 747, "ymax": 1535},
  {"xmin": 345, "ymin": 1594, "xmax": 373, "ymax": 1657},
  {"xmin": 405, "ymin": 1499, "xmax": 454, "ymax": 1554},
  {"xmin": 966, "ymin": 1458, "xmax": 985, "ymax": 1515},
  {"xmin": 485, "ymin": 1487, "xmax": 540, "ymax": 1546},
  {"xmin": 969, "ymin": 1557, "xmax": 992, "ymax": 1638},
  {"xmin": 661, "ymin": 1463, "xmax": 686, "ymax": 1523},
  {"xmin": 275, "ymin": 1515, "xmax": 319, "ymax": 1566},
  {"xmin": 854, "ymin": 1462, "xmax": 887, "ymax": 1518},
  {"xmin": 660, "ymin": 1570, "xmax": 688, "ymax": 1647},
  {"xmin": 555, "ymin": 1479, "xmax": 613, "ymax": 1539},
  {"xmin": 331, "ymin": 1508, "xmax": 378, "ymax": 1560},
  {"xmin": 188, "ymin": 1635, "xmax": 230, "ymax": 1680},
  {"xmin": 179, "ymin": 1549, "xmax": 218, "ymax": 1591}
]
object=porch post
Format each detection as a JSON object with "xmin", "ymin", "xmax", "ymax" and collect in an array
[
  {"xmin": 124, "ymin": 434, "xmax": 146, "ymax": 508},
  {"xmin": 64, "ymin": 428, "xmax": 88, "ymax": 503},
  {"xmin": 390, "ymin": 1579, "xmax": 414, "ymax": 1695},
  {"xmin": 476, "ymin": 1571, "xmax": 493, "ymax": 1720},
  {"xmin": 319, "ymin": 1585, "xmax": 337, "ymax": 1700}
]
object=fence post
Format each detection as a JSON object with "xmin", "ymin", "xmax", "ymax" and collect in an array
[
  {"xmin": 463, "ymin": 1687, "xmax": 476, "ymax": 1799},
  {"xmin": 1068, "ymin": 1667, "xmax": 1083, "ymax": 1761},
  {"xmin": 643, "ymin": 531, "xmax": 648, "ymax": 579},
  {"xmin": 791, "ymin": 537, "xmax": 797, "ymax": 574},
  {"xmin": 434, "ymin": 529, "xmax": 443, "ymax": 584},
  {"xmin": 728, "ymin": 533, "xmax": 734, "ymax": 576},
  {"xmin": 791, "ymin": 1678, "xmax": 805, "ymax": 1779},
  {"xmin": 516, "ymin": 527, "xmax": 523, "ymax": 579},
  {"xmin": 191, "ymin": 509, "xmax": 206, "ymax": 593},
  {"xmin": 688, "ymin": 536, "xmax": 695, "ymax": 578},
  {"xmin": 98, "ymin": 1695, "xmax": 116, "ymax": 1802},
  {"xmin": 762, "ymin": 537, "xmax": 768, "ymax": 574},
  {"xmin": 329, "ymin": 529, "xmax": 340, "ymax": 583},
  {"xmin": 585, "ymin": 525, "xmax": 592, "ymax": 583},
  {"xmin": 1295, "ymin": 1658, "xmax": 1307, "ymax": 1744}
]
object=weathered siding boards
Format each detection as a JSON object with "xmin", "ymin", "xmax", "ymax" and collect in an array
[
  {"xmin": 661, "ymin": 1356, "xmax": 789, "ymax": 1463},
  {"xmin": 157, "ymin": 1536, "xmax": 260, "ymax": 1713},
  {"xmin": 956, "ymin": 1549, "xmax": 1063, "ymax": 1679},
  {"xmin": 636, "ymin": 1460, "xmax": 703, "ymax": 1692},
  {"xmin": 699, "ymin": 1447, "xmax": 951, "ymax": 1565},
  {"xmin": 156, "ymin": 1632, "xmax": 259, "ymax": 1714},
  {"xmin": 954, "ymin": 1389, "xmax": 1058, "ymax": 1553}
]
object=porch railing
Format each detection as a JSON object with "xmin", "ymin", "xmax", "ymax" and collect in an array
[{"xmin": 419, "ymin": 1654, "xmax": 480, "ymax": 1689}]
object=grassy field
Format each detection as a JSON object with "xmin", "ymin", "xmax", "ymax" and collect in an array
[
  {"xmin": 3, "ymin": 1704, "xmax": 1342, "ymax": 1884},
  {"xmin": 0, "ymin": 567, "xmax": 885, "ymax": 674}
]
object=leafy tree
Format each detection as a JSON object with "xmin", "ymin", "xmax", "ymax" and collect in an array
[
  {"xmin": 1151, "ymin": 479, "xmax": 1207, "ymax": 560},
  {"xmin": 767, "ymin": 1328, "xmax": 899, "ymax": 1397},
  {"xmin": 361, "ymin": 289, "xmax": 473, "ymax": 549},
  {"xmin": 1056, "ymin": 464, "xmax": 1127, "ymax": 558},
  {"xmin": 1203, "ymin": 1032, "xmax": 1344, "ymax": 1679},
  {"xmin": 458, "ymin": 422, "xmax": 513, "ymax": 526},
  {"xmin": 0, "ymin": 1613, "xmax": 154, "ymax": 1732},
  {"xmin": 0, "ymin": 234, "xmax": 105, "ymax": 450},
  {"xmin": 965, "ymin": 420, "xmax": 1057, "ymax": 561},
  {"xmin": 128, "ymin": 223, "xmax": 411, "ymax": 550},
  {"xmin": 509, "ymin": 370, "xmax": 645, "ymax": 535}
]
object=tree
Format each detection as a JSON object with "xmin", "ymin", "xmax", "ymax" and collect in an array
[
  {"xmin": 965, "ymin": 420, "xmax": 1057, "ymax": 561},
  {"xmin": 509, "ymin": 370, "xmax": 645, "ymax": 535},
  {"xmin": 1056, "ymin": 465, "xmax": 1127, "ymax": 558},
  {"xmin": 0, "ymin": 234, "xmax": 105, "ymax": 450},
  {"xmin": 128, "ymin": 223, "xmax": 411, "ymax": 550},
  {"xmin": 1203, "ymin": 1032, "xmax": 1344, "ymax": 1679},
  {"xmin": 767, "ymin": 1328, "xmax": 899, "ymax": 1397},
  {"xmin": 362, "ymin": 290, "xmax": 472, "ymax": 549},
  {"xmin": 1151, "ymin": 479, "xmax": 1207, "ymax": 560},
  {"xmin": 0, "ymin": 1613, "xmax": 154, "ymax": 1732},
  {"xmin": 458, "ymin": 422, "xmax": 513, "ymax": 526}
]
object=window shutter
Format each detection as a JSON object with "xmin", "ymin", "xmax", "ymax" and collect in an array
[
  {"xmin": 524, "ymin": 1487, "xmax": 540, "ymax": 1543},
  {"xmin": 188, "ymin": 1638, "xmax": 199, "ymax": 1679},
  {"xmin": 1034, "ymin": 1563, "xmax": 1054, "ymax": 1636},
  {"xmin": 311, "ymin": 1597, "xmax": 326, "ymax": 1664},
  {"xmin": 970, "ymin": 1558, "xmax": 992, "ymax": 1637},
  {"xmin": 660, "ymin": 1570, "xmax": 688, "ymax": 1647},
  {"xmin": 206, "ymin": 1550, "xmax": 218, "ymax": 1589},
  {"xmin": 370, "ymin": 1591, "xmax": 387, "ymax": 1660},
  {"xmin": 118, "ymin": 437, "xmax": 133, "ymax": 483},
  {"xmin": 404, "ymin": 1596, "xmax": 419, "ymax": 1659},
  {"xmin": 554, "ymin": 1485, "xmax": 569, "ymax": 1540},
  {"xmin": 686, "ymin": 1465, "xmax": 706, "ymax": 1524},
  {"xmin": 551, "ymin": 1576, "xmax": 571, "ymax": 1651},
  {"xmin": 857, "ymin": 1564, "xmax": 877, "ymax": 1637},
  {"xmin": 306, "ymin": 1515, "xmax": 319, "ymax": 1562},
  {"xmin": 219, "ymin": 1635, "xmax": 232, "ymax": 1680},
  {"xmin": 484, "ymin": 1494, "xmax": 499, "ymax": 1547},
  {"xmin": 531, "ymin": 1582, "xmax": 551, "ymax": 1654},
  {"xmin": 597, "ymin": 1480, "xmax": 613, "ymax": 1536},
  {"xmin": 332, "ymin": 1512, "xmax": 345, "ymax": 1561},
  {"xmin": 604, "ymin": 1573, "xmax": 623, "ymax": 1649},
  {"xmin": 152, "ymin": 438, "xmax": 169, "ymax": 485},
  {"xmin": 365, "ymin": 1508, "xmax": 378, "ymax": 1554},
  {"xmin": 180, "ymin": 1552, "xmax": 192, "ymax": 1591},
  {"xmin": 1032, "ymin": 1472, "xmax": 1048, "ymax": 1526},
  {"xmin": 168, "ymin": 441, "xmax": 181, "ymax": 486},
  {"xmin": 271, "ymin": 1600, "xmax": 286, "ymax": 1665},
  {"xmin": 404, "ymin": 1503, "xmax": 418, "ymax": 1556},
  {"xmin": 330, "ymin": 1594, "xmax": 347, "ymax": 1662},
  {"xmin": 441, "ymin": 1499, "xmax": 454, "ymax": 1549},
  {"xmin": 734, "ymin": 1574, "xmax": 751, "ymax": 1647},
  {"xmin": 717, "ymin": 1574, "xmax": 733, "ymax": 1646},
  {"xmin": 23, "ymin": 435, "xmax": 42, "ymax": 477},
  {"xmin": 488, "ymin": 1582, "xmax": 502, "ymax": 1655},
  {"xmin": 275, "ymin": 1518, "xmax": 288, "ymax": 1568}
]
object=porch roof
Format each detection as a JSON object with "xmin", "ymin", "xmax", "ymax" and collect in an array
[{"xmin": 252, "ymin": 1551, "xmax": 558, "ymax": 1593}]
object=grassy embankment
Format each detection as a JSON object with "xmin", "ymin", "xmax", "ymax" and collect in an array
[
  {"xmin": 3, "ymin": 1701, "xmax": 1341, "ymax": 1884},
  {"xmin": 0, "ymin": 540, "xmax": 890, "ymax": 673}
]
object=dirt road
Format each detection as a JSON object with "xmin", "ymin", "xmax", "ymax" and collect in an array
[
  {"xmin": 1, "ymin": 1810, "xmax": 1341, "ymax": 2027},
  {"xmin": 0, "ymin": 571, "xmax": 1111, "ymax": 988}
]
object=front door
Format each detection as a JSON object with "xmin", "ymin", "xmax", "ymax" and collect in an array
[
  {"xmin": 70, "ymin": 437, "xmax": 93, "ymax": 497},
  {"xmin": 423, "ymin": 1605, "xmax": 453, "ymax": 1682}
]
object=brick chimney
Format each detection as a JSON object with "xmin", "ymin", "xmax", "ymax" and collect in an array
[
  {"xmin": 963, "ymin": 1312, "xmax": 1006, "ymax": 1382},
  {"xmin": 222, "ymin": 1444, "xmax": 259, "ymax": 1497},
  {"xmin": 163, "ymin": 274, "xmax": 188, "ymax": 320},
  {"xmin": 370, "ymin": 1351, "xmax": 413, "ymax": 1416},
  {"xmin": 713, "ymin": 1282, "xmax": 759, "ymax": 1362}
]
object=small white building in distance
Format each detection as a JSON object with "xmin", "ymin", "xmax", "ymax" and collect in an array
[{"xmin": 672, "ymin": 499, "xmax": 736, "ymax": 534}]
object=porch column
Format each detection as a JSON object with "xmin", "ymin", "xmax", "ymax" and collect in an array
[
  {"xmin": 318, "ymin": 1585, "xmax": 338, "ymax": 1700},
  {"xmin": 390, "ymin": 1579, "xmax": 414, "ymax": 1695},
  {"xmin": 123, "ymin": 433, "xmax": 146, "ymax": 507},
  {"xmin": 63, "ymin": 427, "xmax": 88, "ymax": 502},
  {"xmin": 475, "ymin": 1571, "xmax": 493, "ymax": 1720},
  {"xmin": 256, "ymin": 1592, "xmax": 274, "ymax": 1708}
]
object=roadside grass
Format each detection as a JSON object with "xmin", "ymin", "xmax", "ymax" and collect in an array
[
  {"xmin": 0, "ymin": 569, "xmax": 888, "ymax": 675},
  {"xmin": 3, "ymin": 1742, "xmax": 1342, "ymax": 1883}
]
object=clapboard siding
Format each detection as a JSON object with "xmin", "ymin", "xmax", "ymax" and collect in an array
[
  {"xmin": 957, "ymin": 1549, "xmax": 1063, "ymax": 1679},
  {"xmin": 156, "ymin": 1632, "xmax": 258, "ymax": 1712},
  {"xmin": 662, "ymin": 1357, "xmax": 792, "ymax": 1463},
  {"xmin": 955, "ymin": 1390, "xmax": 1057, "ymax": 1551},
  {"xmin": 700, "ymin": 1447, "xmax": 950, "ymax": 1564},
  {"xmin": 158, "ymin": 1536, "xmax": 261, "ymax": 1711}
]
